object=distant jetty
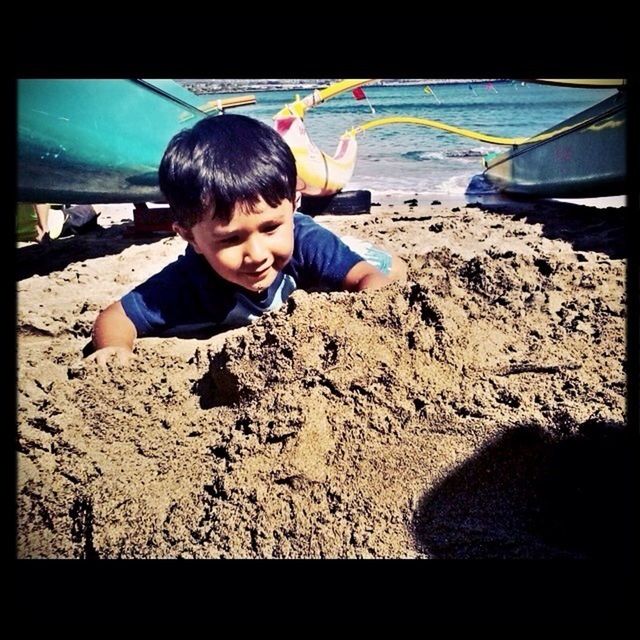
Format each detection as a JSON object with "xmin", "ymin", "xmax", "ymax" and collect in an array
[{"xmin": 176, "ymin": 79, "xmax": 501, "ymax": 95}]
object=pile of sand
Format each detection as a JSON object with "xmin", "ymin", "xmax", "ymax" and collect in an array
[{"xmin": 16, "ymin": 197, "xmax": 630, "ymax": 558}]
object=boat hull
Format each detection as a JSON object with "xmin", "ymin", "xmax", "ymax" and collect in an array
[
  {"xmin": 481, "ymin": 92, "xmax": 626, "ymax": 198},
  {"xmin": 18, "ymin": 79, "xmax": 207, "ymax": 204}
]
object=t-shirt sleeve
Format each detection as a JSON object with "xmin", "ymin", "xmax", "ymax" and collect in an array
[
  {"xmin": 120, "ymin": 251, "xmax": 205, "ymax": 337},
  {"xmin": 291, "ymin": 213, "xmax": 365, "ymax": 290}
]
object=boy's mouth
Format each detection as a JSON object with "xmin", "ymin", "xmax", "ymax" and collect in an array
[{"xmin": 242, "ymin": 265, "xmax": 272, "ymax": 280}]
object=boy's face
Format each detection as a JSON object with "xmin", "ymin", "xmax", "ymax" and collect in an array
[{"xmin": 176, "ymin": 197, "xmax": 295, "ymax": 293}]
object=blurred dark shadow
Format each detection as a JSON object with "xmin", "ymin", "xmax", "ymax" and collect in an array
[
  {"xmin": 16, "ymin": 222, "xmax": 175, "ymax": 281},
  {"xmin": 412, "ymin": 420, "xmax": 635, "ymax": 559},
  {"xmin": 193, "ymin": 346, "xmax": 242, "ymax": 410},
  {"xmin": 464, "ymin": 194, "xmax": 627, "ymax": 259}
]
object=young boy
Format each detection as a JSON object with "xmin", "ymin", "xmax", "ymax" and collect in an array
[{"xmin": 90, "ymin": 114, "xmax": 406, "ymax": 366}]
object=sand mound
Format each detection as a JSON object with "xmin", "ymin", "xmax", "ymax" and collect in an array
[{"xmin": 17, "ymin": 214, "xmax": 628, "ymax": 558}]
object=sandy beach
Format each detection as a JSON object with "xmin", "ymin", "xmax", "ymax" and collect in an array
[{"xmin": 16, "ymin": 195, "xmax": 630, "ymax": 559}]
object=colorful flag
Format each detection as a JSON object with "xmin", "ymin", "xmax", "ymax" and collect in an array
[
  {"xmin": 352, "ymin": 87, "xmax": 366, "ymax": 101},
  {"xmin": 352, "ymin": 86, "xmax": 375, "ymax": 113},
  {"xmin": 423, "ymin": 84, "xmax": 441, "ymax": 104}
]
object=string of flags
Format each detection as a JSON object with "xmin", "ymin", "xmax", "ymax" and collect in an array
[{"xmin": 351, "ymin": 81, "xmax": 522, "ymax": 113}]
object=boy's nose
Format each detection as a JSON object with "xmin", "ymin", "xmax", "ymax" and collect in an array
[{"xmin": 243, "ymin": 236, "xmax": 269, "ymax": 264}]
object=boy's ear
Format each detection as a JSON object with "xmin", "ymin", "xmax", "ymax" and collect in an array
[
  {"xmin": 294, "ymin": 177, "xmax": 305, "ymax": 209},
  {"xmin": 172, "ymin": 222, "xmax": 200, "ymax": 252}
]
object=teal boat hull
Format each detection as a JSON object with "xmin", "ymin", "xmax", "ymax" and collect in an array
[
  {"xmin": 479, "ymin": 92, "xmax": 626, "ymax": 198},
  {"xmin": 18, "ymin": 79, "xmax": 207, "ymax": 204}
]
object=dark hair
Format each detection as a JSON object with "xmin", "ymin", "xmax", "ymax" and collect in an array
[{"xmin": 159, "ymin": 114, "xmax": 297, "ymax": 228}]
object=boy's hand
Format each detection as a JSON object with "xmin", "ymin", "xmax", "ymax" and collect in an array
[
  {"xmin": 90, "ymin": 301, "xmax": 137, "ymax": 366},
  {"xmin": 86, "ymin": 346, "xmax": 136, "ymax": 367}
]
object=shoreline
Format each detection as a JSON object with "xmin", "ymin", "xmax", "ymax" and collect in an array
[
  {"xmin": 178, "ymin": 79, "xmax": 503, "ymax": 95},
  {"xmin": 365, "ymin": 191, "xmax": 627, "ymax": 210}
]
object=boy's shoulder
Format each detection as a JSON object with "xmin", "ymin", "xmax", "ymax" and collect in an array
[
  {"xmin": 292, "ymin": 211, "xmax": 335, "ymax": 251},
  {"xmin": 293, "ymin": 210, "xmax": 316, "ymax": 228},
  {"xmin": 287, "ymin": 210, "xmax": 362, "ymax": 289},
  {"xmin": 293, "ymin": 211, "xmax": 332, "ymax": 237}
]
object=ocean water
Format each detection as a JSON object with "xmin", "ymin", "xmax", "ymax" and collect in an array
[{"xmin": 203, "ymin": 81, "xmax": 618, "ymax": 196}]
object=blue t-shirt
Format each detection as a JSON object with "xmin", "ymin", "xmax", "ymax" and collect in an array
[{"xmin": 121, "ymin": 212, "xmax": 365, "ymax": 337}]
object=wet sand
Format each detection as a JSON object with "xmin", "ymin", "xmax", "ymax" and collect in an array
[{"xmin": 16, "ymin": 195, "xmax": 630, "ymax": 558}]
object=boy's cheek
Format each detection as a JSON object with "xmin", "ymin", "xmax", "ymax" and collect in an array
[
  {"xmin": 274, "ymin": 246, "xmax": 294, "ymax": 270},
  {"xmin": 209, "ymin": 247, "xmax": 241, "ymax": 271}
]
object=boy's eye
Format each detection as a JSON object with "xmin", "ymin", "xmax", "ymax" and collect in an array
[
  {"xmin": 218, "ymin": 235, "xmax": 240, "ymax": 245},
  {"xmin": 263, "ymin": 223, "xmax": 281, "ymax": 233}
]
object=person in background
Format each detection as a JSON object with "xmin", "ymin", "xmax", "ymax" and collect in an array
[
  {"xmin": 19, "ymin": 203, "xmax": 100, "ymax": 243},
  {"xmin": 34, "ymin": 203, "xmax": 52, "ymax": 243}
]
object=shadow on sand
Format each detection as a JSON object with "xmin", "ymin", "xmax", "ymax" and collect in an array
[
  {"xmin": 17, "ymin": 222, "xmax": 175, "ymax": 281},
  {"xmin": 466, "ymin": 195, "xmax": 627, "ymax": 260},
  {"xmin": 412, "ymin": 419, "xmax": 635, "ymax": 559}
]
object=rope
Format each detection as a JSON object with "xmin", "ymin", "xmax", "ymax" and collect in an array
[{"xmin": 349, "ymin": 116, "xmax": 528, "ymax": 145}]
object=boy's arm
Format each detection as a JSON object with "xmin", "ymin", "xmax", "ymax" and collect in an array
[
  {"xmin": 341, "ymin": 260, "xmax": 391, "ymax": 292},
  {"xmin": 88, "ymin": 301, "xmax": 137, "ymax": 366}
]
